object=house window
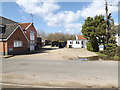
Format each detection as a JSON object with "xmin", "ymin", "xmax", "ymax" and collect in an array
[
  {"xmin": 14, "ymin": 41, "xmax": 23, "ymax": 47},
  {"xmin": 30, "ymin": 31, "xmax": 35, "ymax": 40},
  {"xmin": 76, "ymin": 41, "xmax": 79, "ymax": 44},
  {"xmin": 81, "ymin": 41, "xmax": 83, "ymax": 45},
  {"xmin": 118, "ymin": 34, "xmax": 120, "ymax": 36},
  {"xmin": 70, "ymin": 41, "xmax": 72, "ymax": 44}
]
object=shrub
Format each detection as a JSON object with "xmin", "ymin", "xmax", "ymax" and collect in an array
[
  {"xmin": 86, "ymin": 42, "xmax": 93, "ymax": 51},
  {"xmin": 116, "ymin": 46, "xmax": 120, "ymax": 57},
  {"xmin": 86, "ymin": 41, "xmax": 99, "ymax": 52},
  {"xmin": 104, "ymin": 43, "xmax": 117, "ymax": 58}
]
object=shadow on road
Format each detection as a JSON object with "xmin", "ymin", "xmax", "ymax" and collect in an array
[
  {"xmin": 4, "ymin": 46, "xmax": 59, "ymax": 58},
  {"xmin": 26, "ymin": 47, "xmax": 58, "ymax": 55}
]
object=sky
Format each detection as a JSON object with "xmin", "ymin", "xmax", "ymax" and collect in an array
[{"xmin": 0, "ymin": 0, "xmax": 119, "ymax": 35}]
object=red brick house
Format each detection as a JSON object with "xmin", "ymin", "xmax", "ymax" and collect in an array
[
  {"xmin": 19, "ymin": 23, "xmax": 37, "ymax": 51},
  {"xmin": 0, "ymin": 16, "xmax": 28, "ymax": 55}
]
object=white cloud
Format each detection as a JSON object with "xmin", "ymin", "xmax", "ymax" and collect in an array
[
  {"xmin": 65, "ymin": 23, "xmax": 82, "ymax": 33},
  {"xmin": 44, "ymin": 11, "xmax": 81, "ymax": 26},
  {"xmin": 58, "ymin": 30, "xmax": 62, "ymax": 33},
  {"xmin": 16, "ymin": 0, "xmax": 119, "ymax": 34},
  {"xmin": 16, "ymin": 0, "xmax": 60, "ymax": 16},
  {"xmin": 114, "ymin": 22, "xmax": 119, "ymax": 25},
  {"xmin": 81, "ymin": 0, "xmax": 119, "ymax": 18}
]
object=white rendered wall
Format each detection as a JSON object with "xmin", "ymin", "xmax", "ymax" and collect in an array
[
  {"xmin": 67, "ymin": 40, "xmax": 87, "ymax": 48},
  {"xmin": 116, "ymin": 34, "xmax": 120, "ymax": 46}
]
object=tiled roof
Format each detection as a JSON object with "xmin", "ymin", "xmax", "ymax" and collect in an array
[
  {"xmin": 0, "ymin": 16, "xmax": 17, "ymax": 25},
  {"xmin": 19, "ymin": 23, "xmax": 32, "ymax": 30},
  {"xmin": 0, "ymin": 16, "xmax": 19, "ymax": 39},
  {"xmin": 0, "ymin": 24, "xmax": 18, "ymax": 39},
  {"xmin": 77, "ymin": 35, "xmax": 86, "ymax": 40}
]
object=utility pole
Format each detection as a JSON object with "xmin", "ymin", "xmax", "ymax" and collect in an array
[
  {"xmin": 104, "ymin": 0, "xmax": 119, "ymax": 44},
  {"xmin": 105, "ymin": 0, "xmax": 109, "ymax": 44}
]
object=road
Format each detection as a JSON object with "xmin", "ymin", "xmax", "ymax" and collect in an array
[
  {"xmin": 2, "ymin": 58, "xmax": 118, "ymax": 88},
  {"xmin": 0, "ymin": 46, "xmax": 118, "ymax": 88}
]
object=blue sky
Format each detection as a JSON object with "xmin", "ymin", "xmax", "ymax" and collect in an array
[{"xmin": 1, "ymin": 0, "xmax": 119, "ymax": 35}]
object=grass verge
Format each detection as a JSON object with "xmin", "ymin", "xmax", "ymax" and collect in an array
[{"xmin": 96, "ymin": 52, "xmax": 120, "ymax": 61}]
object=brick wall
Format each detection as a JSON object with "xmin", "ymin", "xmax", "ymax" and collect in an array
[
  {"xmin": 5, "ymin": 27, "xmax": 28, "ymax": 55},
  {"xmin": 0, "ymin": 42, "xmax": 8, "ymax": 55},
  {"xmin": 0, "ymin": 26, "xmax": 28, "ymax": 55},
  {"xmin": 25, "ymin": 24, "xmax": 37, "ymax": 41}
]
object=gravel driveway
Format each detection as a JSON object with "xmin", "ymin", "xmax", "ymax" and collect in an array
[{"xmin": 6, "ymin": 46, "xmax": 98, "ymax": 60}]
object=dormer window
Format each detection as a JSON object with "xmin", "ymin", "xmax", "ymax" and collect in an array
[{"xmin": 0, "ymin": 24, "xmax": 6, "ymax": 34}]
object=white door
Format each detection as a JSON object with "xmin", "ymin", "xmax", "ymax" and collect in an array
[{"xmin": 30, "ymin": 45, "xmax": 35, "ymax": 51}]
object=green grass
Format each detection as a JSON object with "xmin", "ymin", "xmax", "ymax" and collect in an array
[
  {"xmin": 114, "ymin": 55, "xmax": 120, "ymax": 59},
  {"xmin": 96, "ymin": 52, "xmax": 120, "ymax": 60},
  {"xmin": 96, "ymin": 52, "xmax": 107, "ymax": 57}
]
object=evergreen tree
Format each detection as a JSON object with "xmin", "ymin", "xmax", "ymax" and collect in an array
[
  {"xmin": 82, "ymin": 15, "xmax": 106, "ymax": 52},
  {"xmin": 82, "ymin": 14, "xmax": 116, "ymax": 53}
]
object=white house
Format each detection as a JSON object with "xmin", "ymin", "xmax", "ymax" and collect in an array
[
  {"xmin": 115, "ymin": 25, "xmax": 120, "ymax": 46},
  {"xmin": 67, "ymin": 35, "xmax": 87, "ymax": 48}
]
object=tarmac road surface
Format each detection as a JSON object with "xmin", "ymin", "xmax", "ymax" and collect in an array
[{"xmin": 1, "ymin": 57, "xmax": 118, "ymax": 88}]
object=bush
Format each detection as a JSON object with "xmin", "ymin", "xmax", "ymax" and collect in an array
[
  {"xmin": 86, "ymin": 41, "xmax": 99, "ymax": 52},
  {"xmin": 104, "ymin": 43, "xmax": 117, "ymax": 58},
  {"xmin": 116, "ymin": 46, "xmax": 120, "ymax": 57},
  {"xmin": 86, "ymin": 42, "xmax": 93, "ymax": 51}
]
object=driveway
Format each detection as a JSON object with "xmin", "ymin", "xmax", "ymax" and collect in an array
[{"xmin": 5, "ymin": 46, "xmax": 98, "ymax": 60}]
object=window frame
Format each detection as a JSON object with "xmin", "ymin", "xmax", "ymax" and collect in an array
[
  {"xmin": 14, "ymin": 41, "xmax": 23, "ymax": 48},
  {"xmin": 30, "ymin": 31, "xmax": 35, "ymax": 40}
]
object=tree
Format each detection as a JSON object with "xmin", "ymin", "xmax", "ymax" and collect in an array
[
  {"xmin": 46, "ymin": 33, "xmax": 75, "ymax": 41},
  {"xmin": 82, "ymin": 14, "xmax": 117, "ymax": 56},
  {"xmin": 106, "ymin": 15, "xmax": 116, "ymax": 44},
  {"xmin": 104, "ymin": 14, "xmax": 117, "ymax": 57},
  {"xmin": 37, "ymin": 29, "xmax": 47, "ymax": 39},
  {"xmin": 82, "ymin": 15, "xmax": 106, "ymax": 52}
]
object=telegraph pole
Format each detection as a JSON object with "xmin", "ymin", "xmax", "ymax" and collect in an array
[
  {"xmin": 105, "ymin": 0, "xmax": 109, "ymax": 44},
  {"xmin": 105, "ymin": 0, "xmax": 119, "ymax": 44}
]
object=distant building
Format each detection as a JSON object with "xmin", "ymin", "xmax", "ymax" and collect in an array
[
  {"xmin": 115, "ymin": 24, "xmax": 120, "ymax": 46},
  {"xmin": 67, "ymin": 35, "xmax": 87, "ymax": 48},
  {"xmin": 36, "ymin": 37, "xmax": 42, "ymax": 49},
  {"xmin": 0, "ymin": 16, "xmax": 28, "ymax": 55}
]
